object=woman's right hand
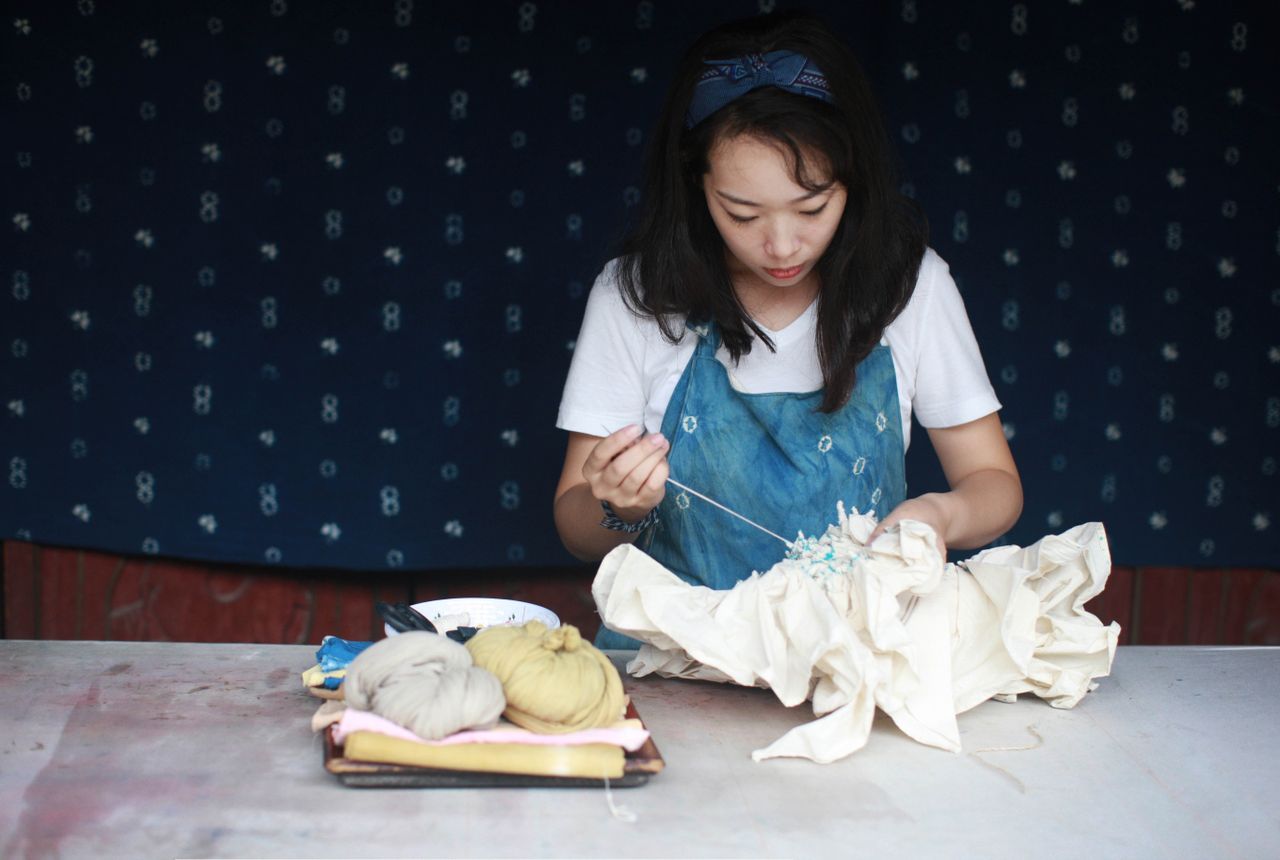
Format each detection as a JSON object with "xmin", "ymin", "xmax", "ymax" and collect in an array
[{"xmin": 581, "ymin": 425, "xmax": 669, "ymax": 522}]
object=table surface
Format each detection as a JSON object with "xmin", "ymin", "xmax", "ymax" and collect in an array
[{"xmin": 0, "ymin": 641, "xmax": 1275, "ymax": 859}]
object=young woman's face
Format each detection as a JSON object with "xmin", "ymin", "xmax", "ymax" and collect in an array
[{"xmin": 702, "ymin": 134, "xmax": 847, "ymax": 290}]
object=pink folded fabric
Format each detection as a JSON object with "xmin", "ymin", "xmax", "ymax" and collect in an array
[{"xmin": 333, "ymin": 707, "xmax": 650, "ymax": 751}]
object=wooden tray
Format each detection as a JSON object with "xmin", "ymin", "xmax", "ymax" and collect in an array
[{"xmin": 323, "ymin": 701, "xmax": 665, "ymax": 788}]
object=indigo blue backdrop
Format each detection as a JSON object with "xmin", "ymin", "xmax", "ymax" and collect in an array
[{"xmin": 3, "ymin": 1, "xmax": 1277, "ymax": 569}]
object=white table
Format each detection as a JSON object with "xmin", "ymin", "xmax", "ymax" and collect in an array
[{"xmin": 0, "ymin": 641, "xmax": 1275, "ymax": 858}]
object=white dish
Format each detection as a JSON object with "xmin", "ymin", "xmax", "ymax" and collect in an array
[{"xmin": 384, "ymin": 597, "xmax": 561, "ymax": 637}]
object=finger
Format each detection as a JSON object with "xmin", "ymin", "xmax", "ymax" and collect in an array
[
  {"xmin": 618, "ymin": 438, "xmax": 669, "ymax": 498},
  {"xmin": 868, "ymin": 508, "xmax": 906, "ymax": 545},
  {"xmin": 583, "ymin": 425, "xmax": 645, "ymax": 477},
  {"xmin": 869, "ymin": 512, "xmax": 898, "ymax": 538},
  {"xmin": 642, "ymin": 457, "xmax": 670, "ymax": 494},
  {"xmin": 590, "ymin": 434, "xmax": 664, "ymax": 502},
  {"xmin": 611, "ymin": 435, "xmax": 670, "ymax": 497},
  {"xmin": 602, "ymin": 424, "xmax": 647, "ymax": 460}
]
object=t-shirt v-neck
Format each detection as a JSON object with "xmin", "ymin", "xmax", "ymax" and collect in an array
[
  {"xmin": 715, "ymin": 298, "xmax": 822, "ymax": 394},
  {"xmin": 754, "ymin": 297, "xmax": 818, "ymax": 347}
]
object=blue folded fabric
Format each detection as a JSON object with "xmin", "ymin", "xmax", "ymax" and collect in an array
[{"xmin": 316, "ymin": 635, "xmax": 373, "ymax": 673}]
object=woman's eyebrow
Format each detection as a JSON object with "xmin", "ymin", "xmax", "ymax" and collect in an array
[{"xmin": 714, "ymin": 188, "xmax": 827, "ymax": 207}]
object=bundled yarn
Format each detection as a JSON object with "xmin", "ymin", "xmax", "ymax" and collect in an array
[
  {"xmin": 466, "ymin": 621, "xmax": 626, "ymax": 734},
  {"xmin": 343, "ymin": 631, "xmax": 505, "ymax": 740}
]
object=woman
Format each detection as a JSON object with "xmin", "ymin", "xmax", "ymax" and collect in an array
[{"xmin": 554, "ymin": 13, "xmax": 1022, "ymax": 647}]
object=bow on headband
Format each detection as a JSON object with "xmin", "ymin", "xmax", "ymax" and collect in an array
[{"xmin": 685, "ymin": 50, "xmax": 834, "ymax": 128}]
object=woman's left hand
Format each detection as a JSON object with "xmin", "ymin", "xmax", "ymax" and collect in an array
[
  {"xmin": 866, "ymin": 493, "xmax": 953, "ymax": 560},
  {"xmin": 865, "ymin": 414, "xmax": 1024, "ymax": 562}
]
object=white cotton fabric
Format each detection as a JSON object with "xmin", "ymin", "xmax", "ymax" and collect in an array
[
  {"xmin": 592, "ymin": 506, "xmax": 1119, "ymax": 764},
  {"xmin": 557, "ymin": 248, "xmax": 1001, "ymax": 451}
]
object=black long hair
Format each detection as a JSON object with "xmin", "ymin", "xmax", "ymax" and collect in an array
[{"xmin": 616, "ymin": 12, "xmax": 928, "ymax": 413}]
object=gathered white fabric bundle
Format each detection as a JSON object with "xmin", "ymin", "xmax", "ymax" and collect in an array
[
  {"xmin": 343, "ymin": 631, "xmax": 506, "ymax": 740},
  {"xmin": 592, "ymin": 504, "xmax": 1119, "ymax": 763}
]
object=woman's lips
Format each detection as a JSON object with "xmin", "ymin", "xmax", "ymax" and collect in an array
[{"xmin": 764, "ymin": 265, "xmax": 804, "ymax": 279}]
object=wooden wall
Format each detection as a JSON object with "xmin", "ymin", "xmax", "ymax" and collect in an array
[
  {"xmin": 1, "ymin": 541, "xmax": 598, "ymax": 644},
  {"xmin": 4, "ymin": 541, "xmax": 1278, "ymax": 645}
]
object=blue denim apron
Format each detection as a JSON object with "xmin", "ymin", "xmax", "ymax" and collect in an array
[{"xmin": 595, "ymin": 322, "xmax": 907, "ymax": 649}]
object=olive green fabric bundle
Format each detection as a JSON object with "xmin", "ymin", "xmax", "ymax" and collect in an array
[{"xmin": 465, "ymin": 621, "xmax": 626, "ymax": 734}]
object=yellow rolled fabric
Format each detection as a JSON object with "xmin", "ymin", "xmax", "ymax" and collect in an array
[
  {"xmin": 341, "ymin": 732, "xmax": 625, "ymax": 779},
  {"xmin": 465, "ymin": 621, "xmax": 626, "ymax": 734}
]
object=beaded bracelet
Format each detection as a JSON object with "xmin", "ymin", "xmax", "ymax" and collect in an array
[{"xmin": 599, "ymin": 500, "xmax": 659, "ymax": 533}]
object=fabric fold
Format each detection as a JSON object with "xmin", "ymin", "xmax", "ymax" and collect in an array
[{"xmin": 593, "ymin": 505, "xmax": 1120, "ymax": 763}]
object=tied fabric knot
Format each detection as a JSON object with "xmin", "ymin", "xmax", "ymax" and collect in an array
[
  {"xmin": 686, "ymin": 49, "xmax": 834, "ymax": 128},
  {"xmin": 720, "ymin": 51, "xmax": 801, "ymax": 87},
  {"xmin": 543, "ymin": 625, "xmax": 581, "ymax": 652}
]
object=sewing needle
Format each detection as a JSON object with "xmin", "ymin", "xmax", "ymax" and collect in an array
[
  {"xmin": 601, "ymin": 423, "xmax": 794, "ymax": 549},
  {"xmin": 665, "ymin": 477, "xmax": 794, "ymax": 549}
]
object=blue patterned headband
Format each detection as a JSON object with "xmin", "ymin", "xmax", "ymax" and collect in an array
[{"xmin": 685, "ymin": 50, "xmax": 834, "ymax": 129}]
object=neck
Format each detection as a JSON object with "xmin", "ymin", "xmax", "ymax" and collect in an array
[{"xmin": 728, "ymin": 259, "xmax": 820, "ymax": 332}]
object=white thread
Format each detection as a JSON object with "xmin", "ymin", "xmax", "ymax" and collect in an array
[
  {"xmin": 665, "ymin": 477, "xmax": 791, "ymax": 548},
  {"xmin": 602, "ymin": 773, "xmax": 638, "ymax": 823},
  {"xmin": 973, "ymin": 724, "xmax": 1043, "ymax": 753}
]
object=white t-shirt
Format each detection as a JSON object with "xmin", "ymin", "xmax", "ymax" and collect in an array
[{"xmin": 557, "ymin": 248, "xmax": 1000, "ymax": 452}]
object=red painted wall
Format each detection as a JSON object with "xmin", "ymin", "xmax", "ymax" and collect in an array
[
  {"xmin": 2, "ymin": 541, "xmax": 597, "ymax": 644},
  {"xmin": 4, "ymin": 541, "xmax": 1278, "ymax": 645}
]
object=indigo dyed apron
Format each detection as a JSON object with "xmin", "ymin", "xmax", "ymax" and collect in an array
[{"xmin": 596, "ymin": 322, "xmax": 907, "ymax": 649}]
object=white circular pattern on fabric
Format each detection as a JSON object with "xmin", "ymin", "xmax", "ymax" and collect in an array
[
  {"xmin": 259, "ymin": 483, "xmax": 278, "ymax": 516},
  {"xmin": 682, "ymin": 415, "xmax": 698, "ymax": 433},
  {"xmin": 9, "ymin": 457, "xmax": 28, "ymax": 489},
  {"xmin": 0, "ymin": 5, "xmax": 1269, "ymax": 571}
]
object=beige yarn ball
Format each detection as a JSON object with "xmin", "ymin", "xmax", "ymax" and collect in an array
[
  {"xmin": 465, "ymin": 621, "xmax": 626, "ymax": 734},
  {"xmin": 344, "ymin": 631, "xmax": 505, "ymax": 740}
]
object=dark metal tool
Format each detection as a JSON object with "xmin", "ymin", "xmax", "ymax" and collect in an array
[{"xmin": 375, "ymin": 601, "xmax": 438, "ymax": 634}]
